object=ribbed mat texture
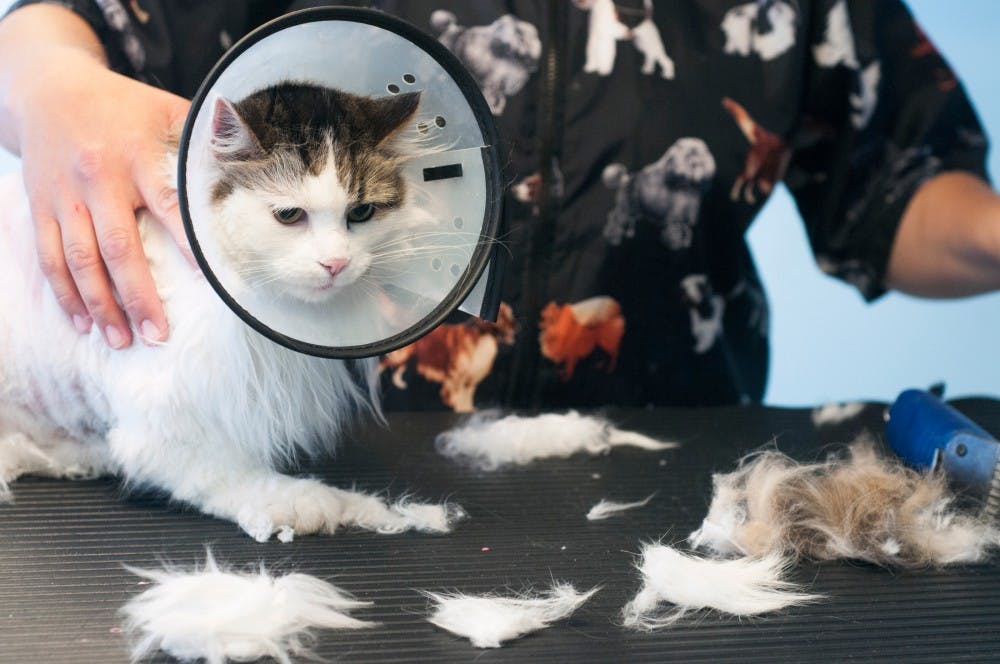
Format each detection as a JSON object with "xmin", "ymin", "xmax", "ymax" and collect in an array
[{"xmin": 3, "ymin": 402, "xmax": 1000, "ymax": 662}]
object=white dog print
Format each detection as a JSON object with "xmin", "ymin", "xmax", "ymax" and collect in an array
[
  {"xmin": 813, "ymin": 0, "xmax": 858, "ymax": 68},
  {"xmin": 602, "ymin": 138, "xmax": 716, "ymax": 250},
  {"xmin": 850, "ymin": 60, "xmax": 881, "ymax": 129},
  {"xmin": 430, "ymin": 11, "xmax": 542, "ymax": 115},
  {"xmin": 812, "ymin": 1, "xmax": 880, "ymax": 130},
  {"xmin": 575, "ymin": 0, "xmax": 675, "ymax": 79},
  {"xmin": 680, "ymin": 275, "xmax": 725, "ymax": 354},
  {"xmin": 721, "ymin": 0, "xmax": 797, "ymax": 61}
]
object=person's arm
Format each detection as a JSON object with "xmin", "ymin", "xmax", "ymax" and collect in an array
[
  {"xmin": 784, "ymin": 1, "xmax": 993, "ymax": 302},
  {"xmin": 0, "ymin": 3, "xmax": 190, "ymax": 348},
  {"xmin": 887, "ymin": 172, "xmax": 1000, "ymax": 297}
]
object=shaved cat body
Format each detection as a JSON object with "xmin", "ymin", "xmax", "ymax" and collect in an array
[{"xmin": 0, "ymin": 83, "xmax": 461, "ymax": 541}]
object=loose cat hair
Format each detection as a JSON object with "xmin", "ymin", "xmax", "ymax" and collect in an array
[
  {"xmin": 689, "ymin": 439, "xmax": 1000, "ymax": 567},
  {"xmin": 0, "ymin": 83, "xmax": 460, "ymax": 541}
]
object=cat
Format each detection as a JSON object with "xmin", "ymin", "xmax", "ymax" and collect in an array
[{"xmin": 0, "ymin": 83, "xmax": 463, "ymax": 542}]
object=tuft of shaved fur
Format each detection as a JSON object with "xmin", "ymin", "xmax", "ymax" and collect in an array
[
  {"xmin": 423, "ymin": 583, "xmax": 599, "ymax": 648},
  {"xmin": 122, "ymin": 550, "xmax": 375, "ymax": 664},
  {"xmin": 435, "ymin": 411, "xmax": 677, "ymax": 470},
  {"xmin": 622, "ymin": 544, "xmax": 817, "ymax": 629},
  {"xmin": 586, "ymin": 493, "xmax": 656, "ymax": 521},
  {"xmin": 689, "ymin": 439, "xmax": 1000, "ymax": 567}
]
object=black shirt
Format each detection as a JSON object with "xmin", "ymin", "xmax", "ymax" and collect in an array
[{"xmin": 12, "ymin": 0, "xmax": 990, "ymax": 409}]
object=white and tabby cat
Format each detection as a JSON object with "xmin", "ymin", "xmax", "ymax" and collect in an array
[{"xmin": 0, "ymin": 83, "xmax": 462, "ymax": 542}]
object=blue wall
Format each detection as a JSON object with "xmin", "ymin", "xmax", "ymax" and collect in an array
[{"xmin": 749, "ymin": 0, "xmax": 1000, "ymax": 405}]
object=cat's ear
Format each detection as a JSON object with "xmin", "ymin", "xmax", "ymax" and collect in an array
[
  {"xmin": 367, "ymin": 91, "xmax": 421, "ymax": 146},
  {"xmin": 210, "ymin": 97, "xmax": 264, "ymax": 162}
]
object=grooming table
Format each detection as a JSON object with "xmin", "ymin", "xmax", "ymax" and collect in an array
[{"xmin": 3, "ymin": 401, "xmax": 1000, "ymax": 663}]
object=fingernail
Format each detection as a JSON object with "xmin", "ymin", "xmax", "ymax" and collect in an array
[
  {"xmin": 73, "ymin": 314, "xmax": 92, "ymax": 334},
  {"xmin": 140, "ymin": 319, "xmax": 164, "ymax": 342},
  {"xmin": 104, "ymin": 325, "xmax": 127, "ymax": 349}
]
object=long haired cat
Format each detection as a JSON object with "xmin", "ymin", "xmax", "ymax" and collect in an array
[{"xmin": 0, "ymin": 83, "xmax": 461, "ymax": 541}]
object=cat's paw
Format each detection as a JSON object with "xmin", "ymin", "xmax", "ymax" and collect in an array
[{"xmin": 232, "ymin": 478, "xmax": 465, "ymax": 542}]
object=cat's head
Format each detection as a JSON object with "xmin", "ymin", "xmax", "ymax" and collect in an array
[{"xmin": 207, "ymin": 83, "xmax": 422, "ymax": 304}]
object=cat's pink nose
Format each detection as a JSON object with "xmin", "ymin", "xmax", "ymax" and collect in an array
[{"xmin": 320, "ymin": 258, "xmax": 350, "ymax": 277}]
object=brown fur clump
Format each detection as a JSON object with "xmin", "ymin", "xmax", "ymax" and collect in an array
[{"xmin": 690, "ymin": 440, "xmax": 999, "ymax": 567}]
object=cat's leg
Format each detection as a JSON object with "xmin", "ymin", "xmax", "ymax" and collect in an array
[{"xmin": 107, "ymin": 427, "xmax": 464, "ymax": 542}]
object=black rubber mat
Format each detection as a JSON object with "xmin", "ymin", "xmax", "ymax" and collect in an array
[{"xmin": 3, "ymin": 401, "xmax": 1000, "ymax": 663}]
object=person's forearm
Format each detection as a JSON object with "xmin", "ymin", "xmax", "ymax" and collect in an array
[
  {"xmin": 886, "ymin": 172, "xmax": 1000, "ymax": 298},
  {"xmin": 0, "ymin": 4, "xmax": 108, "ymax": 155}
]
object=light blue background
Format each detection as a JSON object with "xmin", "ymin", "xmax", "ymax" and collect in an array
[{"xmin": 0, "ymin": 1, "xmax": 996, "ymax": 406}]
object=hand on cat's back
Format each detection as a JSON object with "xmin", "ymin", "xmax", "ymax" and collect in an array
[{"xmin": 0, "ymin": 5, "xmax": 192, "ymax": 350}]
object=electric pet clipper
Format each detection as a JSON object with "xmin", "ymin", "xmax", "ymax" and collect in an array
[{"xmin": 887, "ymin": 388, "xmax": 1000, "ymax": 519}]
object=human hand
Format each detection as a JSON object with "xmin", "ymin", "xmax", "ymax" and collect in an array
[{"xmin": 13, "ymin": 49, "xmax": 190, "ymax": 348}]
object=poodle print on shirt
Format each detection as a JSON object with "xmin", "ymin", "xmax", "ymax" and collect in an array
[
  {"xmin": 575, "ymin": 0, "xmax": 675, "ymax": 78},
  {"xmin": 720, "ymin": 0, "xmax": 797, "ymax": 61},
  {"xmin": 602, "ymin": 138, "xmax": 716, "ymax": 250},
  {"xmin": 539, "ymin": 296, "xmax": 625, "ymax": 380},
  {"xmin": 430, "ymin": 11, "xmax": 541, "ymax": 115},
  {"xmin": 722, "ymin": 97, "xmax": 790, "ymax": 204}
]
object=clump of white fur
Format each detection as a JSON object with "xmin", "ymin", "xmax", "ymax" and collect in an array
[
  {"xmin": 622, "ymin": 544, "xmax": 817, "ymax": 629},
  {"xmin": 435, "ymin": 411, "xmax": 676, "ymax": 470},
  {"xmin": 688, "ymin": 440, "xmax": 1000, "ymax": 567},
  {"xmin": 586, "ymin": 493, "xmax": 656, "ymax": 521},
  {"xmin": 423, "ymin": 583, "xmax": 598, "ymax": 648},
  {"xmin": 121, "ymin": 551, "xmax": 374, "ymax": 664}
]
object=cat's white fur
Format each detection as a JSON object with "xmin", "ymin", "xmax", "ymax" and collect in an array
[
  {"xmin": 0, "ymin": 160, "xmax": 459, "ymax": 541},
  {"xmin": 215, "ymin": 147, "xmax": 377, "ymax": 304}
]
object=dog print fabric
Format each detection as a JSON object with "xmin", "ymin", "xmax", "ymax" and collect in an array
[
  {"xmin": 21, "ymin": 0, "xmax": 989, "ymax": 410},
  {"xmin": 539, "ymin": 296, "xmax": 625, "ymax": 380},
  {"xmin": 379, "ymin": 304, "xmax": 515, "ymax": 413},
  {"xmin": 722, "ymin": 98, "xmax": 791, "ymax": 203},
  {"xmin": 602, "ymin": 138, "xmax": 716, "ymax": 250},
  {"xmin": 721, "ymin": 0, "xmax": 798, "ymax": 62},
  {"xmin": 429, "ymin": 11, "xmax": 541, "ymax": 115},
  {"xmin": 575, "ymin": 0, "xmax": 674, "ymax": 78}
]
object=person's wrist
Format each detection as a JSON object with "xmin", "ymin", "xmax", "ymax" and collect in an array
[{"xmin": 8, "ymin": 48, "xmax": 107, "ymax": 146}]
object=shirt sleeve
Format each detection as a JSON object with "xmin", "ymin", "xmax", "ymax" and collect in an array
[
  {"xmin": 784, "ymin": 0, "xmax": 990, "ymax": 300},
  {"xmin": 6, "ymin": 0, "xmax": 136, "ymax": 76},
  {"xmin": 4, "ymin": 1, "xmax": 294, "ymax": 97}
]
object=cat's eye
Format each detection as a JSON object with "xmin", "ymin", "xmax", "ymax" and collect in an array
[
  {"xmin": 347, "ymin": 203, "xmax": 375, "ymax": 224},
  {"xmin": 273, "ymin": 207, "xmax": 304, "ymax": 224}
]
